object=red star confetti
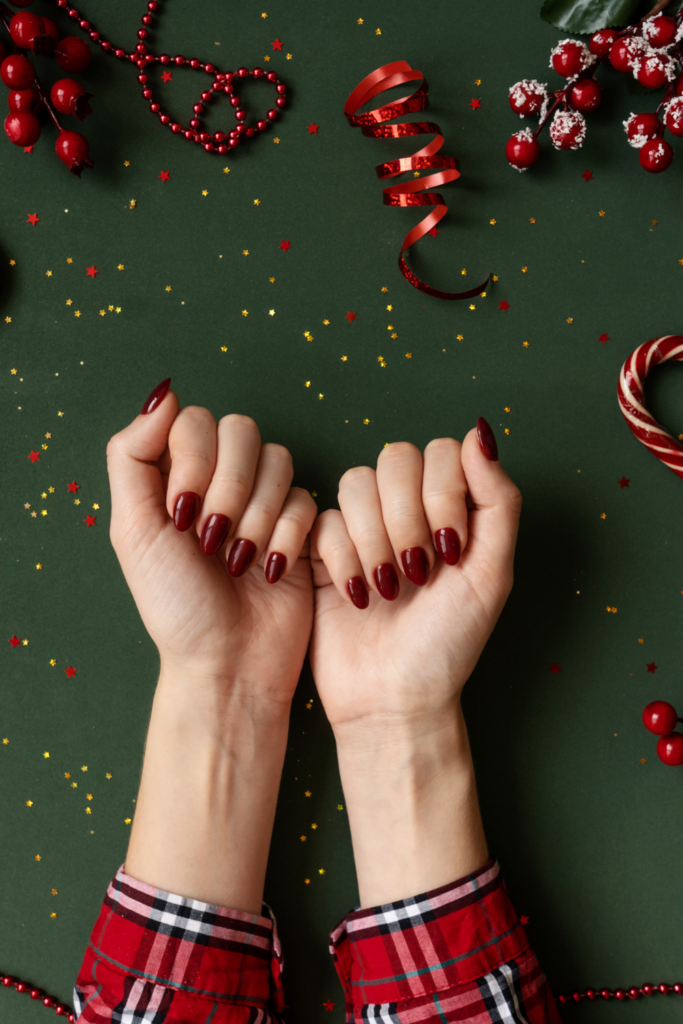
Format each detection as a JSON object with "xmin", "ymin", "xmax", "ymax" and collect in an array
[
  {"xmin": 582, "ymin": 170, "xmax": 593, "ymax": 182},
  {"xmin": 161, "ymin": 70, "xmax": 173, "ymax": 82},
  {"xmin": 67, "ymin": 481, "xmax": 80, "ymax": 493},
  {"xmin": 598, "ymin": 333, "xmax": 609, "ymax": 344},
  {"xmin": 28, "ymin": 450, "xmax": 41, "ymax": 463},
  {"xmin": 158, "ymin": 170, "xmax": 170, "ymax": 182},
  {"xmin": 8, "ymin": 635, "xmax": 21, "ymax": 648},
  {"xmin": 499, "ymin": 300, "xmax": 510, "ymax": 312},
  {"xmin": 86, "ymin": 265, "xmax": 98, "ymax": 278},
  {"xmin": 24, "ymin": 145, "xmax": 34, "ymax": 154},
  {"xmin": 345, "ymin": 311, "xmax": 357, "ymax": 323},
  {"xmin": 65, "ymin": 665, "xmax": 77, "ymax": 678},
  {"xmin": 27, "ymin": 212, "xmax": 39, "ymax": 225},
  {"xmin": 520, "ymin": 915, "xmax": 530, "ymax": 926},
  {"xmin": 84, "ymin": 514, "xmax": 97, "ymax": 527},
  {"xmin": 550, "ymin": 663, "xmax": 561, "ymax": 675},
  {"xmin": 428, "ymin": 227, "xmax": 440, "ymax": 237},
  {"xmin": 469, "ymin": 98, "xmax": 481, "ymax": 110},
  {"xmin": 307, "ymin": 123, "xmax": 319, "ymax": 134},
  {"xmin": 618, "ymin": 477, "xmax": 630, "ymax": 488},
  {"xmin": 323, "ymin": 1001, "xmax": 335, "ymax": 1012},
  {"xmin": 279, "ymin": 240, "xmax": 292, "ymax": 252},
  {"xmin": 647, "ymin": 662, "xmax": 658, "ymax": 673},
  {"xmin": 271, "ymin": 38, "xmax": 283, "ymax": 50}
]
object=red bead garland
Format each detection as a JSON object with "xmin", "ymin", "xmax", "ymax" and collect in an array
[
  {"xmin": 558, "ymin": 982, "xmax": 683, "ymax": 1004},
  {"xmin": 51, "ymin": 0, "xmax": 287, "ymax": 152},
  {"xmin": 1, "ymin": 973, "xmax": 74, "ymax": 1021}
]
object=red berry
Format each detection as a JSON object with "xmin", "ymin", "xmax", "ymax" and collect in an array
[
  {"xmin": 549, "ymin": 109, "xmax": 586, "ymax": 150},
  {"xmin": 657, "ymin": 732, "xmax": 683, "ymax": 765},
  {"xmin": 642, "ymin": 14, "xmax": 677, "ymax": 48},
  {"xmin": 589, "ymin": 28, "xmax": 619, "ymax": 56},
  {"xmin": 665, "ymin": 97, "xmax": 683, "ymax": 136},
  {"xmin": 623, "ymin": 111, "xmax": 661, "ymax": 148},
  {"xmin": 4, "ymin": 110, "xmax": 40, "ymax": 146},
  {"xmin": 51, "ymin": 78, "xmax": 92, "ymax": 119},
  {"xmin": 40, "ymin": 16, "xmax": 60, "ymax": 43},
  {"xmin": 0, "ymin": 54, "xmax": 34, "ymax": 89},
  {"xmin": 55, "ymin": 129, "xmax": 91, "ymax": 172},
  {"xmin": 505, "ymin": 129, "xmax": 540, "ymax": 170},
  {"xmin": 639, "ymin": 137, "xmax": 673, "ymax": 172},
  {"xmin": 569, "ymin": 77, "xmax": 601, "ymax": 112},
  {"xmin": 10, "ymin": 11, "xmax": 44, "ymax": 48},
  {"xmin": 636, "ymin": 49, "xmax": 675, "ymax": 89},
  {"xmin": 508, "ymin": 79, "xmax": 548, "ymax": 116},
  {"xmin": 550, "ymin": 39, "xmax": 594, "ymax": 78},
  {"xmin": 55, "ymin": 36, "xmax": 91, "ymax": 72},
  {"xmin": 643, "ymin": 700, "xmax": 678, "ymax": 734},
  {"xmin": 7, "ymin": 86, "xmax": 40, "ymax": 114},
  {"xmin": 610, "ymin": 36, "xmax": 648, "ymax": 73}
]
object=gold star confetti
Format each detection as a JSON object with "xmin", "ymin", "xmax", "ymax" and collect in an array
[
  {"xmin": 413, "ymin": 170, "xmax": 420, "ymax": 177},
  {"xmin": 165, "ymin": 285, "xmax": 172, "ymax": 292},
  {"xmin": 26, "ymin": 800, "xmax": 33, "ymax": 807},
  {"xmin": 85, "ymin": 807, "xmax": 92, "ymax": 814},
  {"xmin": 9, "ymin": 259, "xmax": 16, "ymax": 266},
  {"xmin": 504, "ymin": 406, "xmax": 511, "ymax": 412},
  {"xmin": 254, "ymin": 199, "xmax": 261, "ymax": 205},
  {"xmin": 311, "ymin": 823, "xmax": 318, "ymax": 830},
  {"xmin": 405, "ymin": 352, "xmax": 412, "ymax": 358},
  {"xmin": 600, "ymin": 512, "xmax": 606, "ymax": 519},
  {"xmin": 323, "ymin": 319, "xmax": 330, "ymax": 325},
  {"xmin": 599, "ymin": 210, "xmax": 605, "ymax": 216},
  {"xmin": 129, "ymin": 199, "xmax": 136, "ymax": 209},
  {"xmin": 521, "ymin": 266, "xmax": 528, "ymax": 273},
  {"xmin": 318, "ymin": 393, "xmax": 324, "ymax": 400},
  {"xmin": 264, "ymin": 55, "xmax": 270, "ymax": 61},
  {"xmin": 286, "ymin": 52, "xmax": 292, "ymax": 59},
  {"xmin": 99, "ymin": 309, "xmax": 106, "ymax": 316},
  {"xmin": 124, "ymin": 160, "xmax": 130, "ymax": 166},
  {"xmin": 523, "ymin": 341, "xmax": 530, "ymax": 347},
  {"xmin": 305, "ymin": 790, "xmax": 312, "ymax": 797},
  {"xmin": 241, "ymin": 309, "xmax": 249, "ymax": 316},
  {"xmin": 50, "ymin": 912, "xmax": 57, "ymax": 919},
  {"xmin": 363, "ymin": 418, "xmax": 370, "ymax": 425},
  {"xmin": 475, "ymin": 78, "xmax": 481, "ymax": 85},
  {"xmin": 273, "ymin": 136, "xmax": 280, "ymax": 143},
  {"xmin": 318, "ymin": 868, "xmax": 325, "ymax": 875},
  {"xmin": 223, "ymin": 167, "xmax": 230, "ymax": 174},
  {"xmin": 300, "ymin": 835, "xmax": 307, "ymax": 841},
  {"xmin": 10, "ymin": 368, "xmax": 16, "ymax": 374},
  {"xmin": 35, "ymin": 562, "xmax": 42, "ymax": 570},
  {"xmin": 566, "ymin": 317, "xmax": 574, "ymax": 324},
  {"xmin": 106, "ymin": 773, "xmax": 112, "ymax": 779},
  {"xmin": 71, "ymin": 782, "xmax": 77, "ymax": 788},
  {"xmin": 304, "ymin": 878, "xmax": 310, "ymax": 884},
  {"xmin": 43, "ymin": 751, "xmax": 50, "ymax": 759},
  {"xmin": 381, "ymin": 286, "xmax": 388, "ymax": 292},
  {"xmin": 386, "ymin": 304, "xmax": 393, "ymax": 310},
  {"xmin": 305, "ymin": 381, "xmax": 311, "ymax": 387},
  {"xmin": 652, "ymin": 219, "xmax": 658, "ymax": 226},
  {"xmin": 261, "ymin": 12, "xmax": 268, "ymax": 17},
  {"xmin": 269, "ymin": 309, "xmax": 275, "ymax": 316},
  {"xmin": 341, "ymin": 355, "xmax": 347, "ymax": 361},
  {"xmin": 74, "ymin": 311, "xmax": 81, "ymax": 317},
  {"xmin": 489, "ymin": 218, "xmax": 496, "ymax": 225},
  {"xmin": 469, "ymin": 304, "xmax": 475, "ymax": 310},
  {"xmin": 375, "ymin": 27, "xmax": 381, "ymax": 34},
  {"xmin": 66, "ymin": 257, "xmax": 73, "ymax": 264},
  {"xmin": 492, "ymin": 275, "xmax": 499, "ymax": 282},
  {"xmin": 202, "ymin": 190, "xmax": 208, "ymax": 196},
  {"xmin": 337, "ymin": 804, "xmax": 344, "ymax": 810},
  {"xmin": 269, "ymin": 276, "xmax": 276, "ymax": 282},
  {"xmin": 638, "ymin": 638, "xmax": 644, "ymax": 644},
  {"xmin": 124, "ymin": 818, "xmax": 132, "ymax": 824},
  {"xmin": 81, "ymin": 765, "xmax": 88, "ymax": 772},
  {"xmin": 504, "ymin": 428, "xmax": 510, "ymax": 435},
  {"xmin": 46, "ymin": 270, "xmax": 52, "ymax": 277},
  {"xmin": 5, "ymin": 317, "xmax": 11, "ymax": 323},
  {"xmin": 2, "ymin": 739, "xmax": 8, "ymax": 745},
  {"xmin": 86, "ymin": 793, "xmax": 93, "ymax": 800},
  {"xmin": 387, "ymin": 324, "xmax": 393, "ymax": 330},
  {"xmin": 357, "ymin": 17, "xmax": 364, "ymax": 23},
  {"xmin": 640, "ymin": 757, "xmax": 647, "ymax": 764},
  {"xmin": 51, "ymin": 889, "xmax": 58, "ymax": 895},
  {"xmin": 457, "ymin": 334, "xmax": 464, "ymax": 341},
  {"xmin": 64, "ymin": 773, "xmax": 70, "ymax": 778},
  {"xmin": 66, "ymin": 298, "xmax": 72, "ymax": 306},
  {"xmin": 35, "ymin": 855, "xmax": 41, "ymax": 861},
  {"xmin": 221, "ymin": 345, "xmax": 228, "ymax": 352}
]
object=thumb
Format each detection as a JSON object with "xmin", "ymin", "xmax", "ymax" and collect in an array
[
  {"xmin": 459, "ymin": 417, "xmax": 522, "ymax": 583},
  {"xmin": 106, "ymin": 378, "xmax": 180, "ymax": 535}
]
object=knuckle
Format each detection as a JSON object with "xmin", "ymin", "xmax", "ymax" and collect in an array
[
  {"xmin": 383, "ymin": 498, "xmax": 424, "ymax": 529},
  {"xmin": 339, "ymin": 465, "xmax": 374, "ymax": 492},
  {"xmin": 213, "ymin": 470, "xmax": 252, "ymax": 502}
]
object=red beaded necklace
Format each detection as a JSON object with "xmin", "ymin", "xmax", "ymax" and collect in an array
[
  {"xmin": 558, "ymin": 982, "xmax": 683, "ymax": 1005},
  {"xmin": 1, "ymin": 973, "xmax": 74, "ymax": 1020},
  {"xmin": 51, "ymin": 0, "xmax": 287, "ymax": 152}
]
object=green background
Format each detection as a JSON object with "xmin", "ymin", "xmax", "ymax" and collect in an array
[{"xmin": 2, "ymin": 0, "xmax": 683, "ymax": 1020}]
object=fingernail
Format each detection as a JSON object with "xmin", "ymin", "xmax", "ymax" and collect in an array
[
  {"xmin": 141, "ymin": 378, "xmax": 171, "ymax": 415},
  {"xmin": 200, "ymin": 513, "xmax": 231, "ymax": 556},
  {"xmin": 435, "ymin": 528, "xmax": 461, "ymax": 566},
  {"xmin": 373, "ymin": 562, "xmax": 399, "ymax": 601},
  {"xmin": 173, "ymin": 491, "xmax": 201, "ymax": 532},
  {"xmin": 476, "ymin": 417, "xmax": 499, "ymax": 462},
  {"xmin": 266, "ymin": 551, "xmax": 287, "ymax": 584},
  {"xmin": 228, "ymin": 538, "xmax": 256, "ymax": 577},
  {"xmin": 401, "ymin": 547, "xmax": 429, "ymax": 586},
  {"xmin": 347, "ymin": 576, "xmax": 369, "ymax": 609}
]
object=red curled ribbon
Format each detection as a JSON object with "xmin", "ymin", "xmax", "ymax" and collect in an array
[{"xmin": 344, "ymin": 60, "xmax": 489, "ymax": 300}]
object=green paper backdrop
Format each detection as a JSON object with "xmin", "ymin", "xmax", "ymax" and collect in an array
[{"xmin": 3, "ymin": 1, "xmax": 683, "ymax": 1021}]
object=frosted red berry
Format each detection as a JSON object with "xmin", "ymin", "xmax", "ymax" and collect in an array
[
  {"xmin": 549, "ymin": 109, "xmax": 586, "ymax": 150},
  {"xmin": 55, "ymin": 36, "xmax": 91, "ymax": 73},
  {"xmin": 508, "ymin": 79, "xmax": 548, "ymax": 116},
  {"xmin": 7, "ymin": 86, "xmax": 40, "ymax": 114},
  {"xmin": 610, "ymin": 36, "xmax": 648, "ymax": 73},
  {"xmin": 643, "ymin": 700, "xmax": 678, "ymax": 735},
  {"xmin": 623, "ymin": 111, "xmax": 661, "ymax": 147},
  {"xmin": 505, "ymin": 129, "xmax": 540, "ymax": 170},
  {"xmin": 569, "ymin": 77, "xmax": 602, "ymax": 112},
  {"xmin": 4, "ymin": 110, "xmax": 41, "ymax": 146},
  {"xmin": 0, "ymin": 54, "xmax": 34, "ymax": 89},
  {"xmin": 639, "ymin": 137, "xmax": 673, "ymax": 172},
  {"xmin": 657, "ymin": 733, "xmax": 683, "ymax": 765},
  {"xmin": 589, "ymin": 28, "xmax": 619, "ymax": 57},
  {"xmin": 642, "ymin": 14, "xmax": 677, "ymax": 48},
  {"xmin": 550, "ymin": 39, "xmax": 594, "ymax": 78},
  {"xmin": 636, "ymin": 50, "xmax": 675, "ymax": 90},
  {"xmin": 664, "ymin": 97, "xmax": 683, "ymax": 136}
]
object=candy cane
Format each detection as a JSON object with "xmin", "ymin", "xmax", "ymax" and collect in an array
[{"xmin": 617, "ymin": 335, "xmax": 683, "ymax": 479}]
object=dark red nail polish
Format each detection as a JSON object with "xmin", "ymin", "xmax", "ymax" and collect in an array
[
  {"xmin": 401, "ymin": 547, "xmax": 429, "ymax": 586},
  {"xmin": 266, "ymin": 551, "xmax": 287, "ymax": 584},
  {"xmin": 228, "ymin": 538, "xmax": 256, "ymax": 577},
  {"xmin": 476, "ymin": 417, "xmax": 499, "ymax": 462},
  {"xmin": 373, "ymin": 563, "xmax": 399, "ymax": 601},
  {"xmin": 347, "ymin": 576, "xmax": 369, "ymax": 609},
  {"xmin": 173, "ymin": 491, "xmax": 201, "ymax": 532},
  {"xmin": 435, "ymin": 528, "xmax": 461, "ymax": 566},
  {"xmin": 141, "ymin": 378, "xmax": 171, "ymax": 415},
  {"xmin": 200, "ymin": 513, "xmax": 231, "ymax": 556}
]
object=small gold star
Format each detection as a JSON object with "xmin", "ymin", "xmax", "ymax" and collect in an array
[
  {"xmin": 81, "ymin": 765, "xmax": 88, "ymax": 772},
  {"xmin": 51, "ymin": 889, "xmax": 58, "ymax": 895},
  {"xmin": 269, "ymin": 276, "xmax": 276, "ymax": 282},
  {"xmin": 85, "ymin": 807, "xmax": 92, "ymax": 814},
  {"xmin": 241, "ymin": 309, "xmax": 248, "ymax": 316},
  {"xmin": 242, "ymin": 249, "xmax": 249, "ymax": 256},
  {"xmin": 305, "ymin": 790, "xmax": 312, "ymax": 797},
  {"xmin": 638, "ymin": 638, "xmax": 644, "ymax": 644},
  {"xmin": 118, "ymin": 264, "xmax": 124, "ymax": 270},
  {"xmin": 50, "ymin": 659, "xmax": 56, "ymax": 666},
  {"xmin": 341, "ymin": 355, "xmax": 347, "ymax": 361},
  {"xmin": 318, "ymin": 393, "xmax": 324, "ymax": 400},
  {"xmin": 75, "ymin": 310, "xmax": 81, "ymax": 317},
  {"xmin": 489, "ymin": 218, "xmax": 496, "ymax": 225},
  {"xmin": 64, "ymin": 773, "xmax": 70, "ymax": 779},
  {"xmin": 35, "ymin": 855, "xmax": 41, "ymax": 861},
  {"xmin": 652, "ymin": 220, "xmax": 658, "ymax": 226},
  {"xmin": 304, "ymin": 878, "xmax": 310, "ymax": 884},
  {"xmin": 521, "ymin": 266, "xmax": 528, "ymax": 273},
  {"xmin": 375, "ymin": 27, "xmax": 381, "ymax": 34},
  {"xmin": 381, "ymin": 286, "xmax": 388, "ymax": 292},
  {"xmin": 50, "ymin": 912, "xmax": 57, "ymax": 919},
  {"xmin": 46, "ymin": 270, "xmax": 52, "ymax": 277},
  {"xmin": 300, "ymin": 835, "xmax": 307, "ymax": 841},
  {"xmin": 124, "ymin": 818, "xmax": 132, "ymax": 824},
  {"xmin": 640, "ymin": 758, "xmax": 647, "ymax": 764},
  {"xmin": 116, "ymin": 307, "xmax": 121, "ymax": 313},
  {"xmin": 106, "ymin": 772, "xmax": 112, "ymax": 779},
  {"xmin": 165, "ymin": 285, "xmax": 172, "ymax": 292},
  {"xmin": 567, "ymin": 317, "xmax": 573, "ymax": 324},
  {"xmin": 223, "ymin": 167, "xmax": 230, "ymax": 174},
  {"xmin": 600, "ymin": 512, "xmax": 606, "ymax": 519},
  {"xmin": 86, "ymin": 793, "xmax": 93, "ymax": 800},
  {"xmin": 413, "ymin": 170, "xmax": 420, "ymax": 177},
  {"xmin": 475, "ymin": 78, "xmax": 481, "ymax": 85},
  {"xmin": 504, "ymin": 406, "xmax": 511, "ymax": 412},
  {"xmin": 129, "ymin": 199, "xmax": 136, "ymax": 209},
  {"xmin": 457, "ymin": 334, "xmax": 463, "ymax": 340},
  {"xmin": 523, "ymin": 341, "xmax": 529, "ymax": 347},
  {"xmin": 273, "ymin": 137, "xmax": 280, "ymax": 143},
  {"xmin": 387, "ymin": 324, "xmax": 393, "ymax": 330},
  {"xmin": 286, "ymin": 53, "xmax": 292, "ymax": 59},
  {"xmin": 599, "ymin": 210, "xmax": 605, "ymax": 217},
  {"xmin": 363, "ymin": 418, "xmax": 370, "ymax": 425},
  {"xmin": 405, "ymin": 352, "xmax": 412, "ymax": 358},
  {"xmin": 26, "ymin": 800, "xmax": 33, "ymax": 807},
  {"xmin": 323, "ymin": 319, "xmax": 330, "ymax": 325},
  {"xmin": 71, "ymin": 782, "xmax": 77, "ymax": 788},
  {"xmin": 221, "ymin": 345, "xmax": 228, "ymax": 352},
  {"xmin": 2, "ymin": 739, "xmax": 8, "ymax": 745},
  {"xmin": 261, "ymin": 12, "xmax": 268, "ymax": 17},
  {"xmin": 391, "ymin": 332, "xmax": 398, "ymax": 339},
  {"xmin": 264, "ymin": 54, "xmax": 270, "ymax": 61},
  {"xmin": 305, "ymin": 381, "xmax": 311, "ymax": 387},
  {"xmin": 386, "ymin": 304, "xmax": 393, "ymax": 310},
  {"xmin": 504, "ymin": 428, "xmax": 510, "ymax": 435},
  {"xmin": 254, "ymin": 198, "xmax": 261, "ymax": 205},
  {"xmin": 469, "ymin": 304, "xmax": 475, "ymax": 310},
  {"xmin": 337, "ymin": 804, "xmax": 344, "ymax": 810},
  {"xmin": 311, "ymin": 823, "xmax": 318, "ymax": 830},
  {"xmin": 492, "ymin": 275, "xmax": 499, "ymax": 282},
  {"xmin": 66, "ymin": 257, "xmax": 73, "ymax": 264},
  {"xmin": 318, "ymin": 868, "xmax": 325, "ymax": 875},
  {"xmin": 43, "ymin": 751, "xmax": 49, "ymax": 758},
  {"xmin": 9, "ymin": 259, "xmax": 16, "ymax": 266},
  {"xmin": 202, "ymin": 190, "xmax": 208, "ymax": 196},
  {"xmin": 10, "ymin": 368, "xmax": 16, "ymax": 374},
  {"xmin": 99, "ymin": 309, "xmax": 106, "ymax": 316},
  {"xmin": 124, "ymin": 160, "xmax": 130, "ymax": 166},
  {"xmin": 5, "ymin": 317, "xmax": 11, "ymax": 323},
  {"xmin": 269, "ymin": 309, "xmax": 275, "ymax": 316},
  {"xmin": 357, "ymin": 17, "xmax": 363, "ymax": 23}
]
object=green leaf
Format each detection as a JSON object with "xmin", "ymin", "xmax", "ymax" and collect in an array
[{"xmin": 540, "ymin": 0, "xmax": 643, "ymax": 32}]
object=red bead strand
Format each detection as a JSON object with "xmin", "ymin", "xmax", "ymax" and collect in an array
[
  {"xmin": 1, "ymin": 973, "xmax": 74, "ymax": 1021},
  {"xmin": 558, "ymin": 982, "xmax": 683, "ymax": 1005}
]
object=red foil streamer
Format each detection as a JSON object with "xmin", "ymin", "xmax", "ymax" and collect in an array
[
  {"xmin": 344, "ymin": 60, "xmax": 489, "ymax": 300},
  {"xmin": 618, "ymin": 335, "xmax": 683, "ymax": 479}
]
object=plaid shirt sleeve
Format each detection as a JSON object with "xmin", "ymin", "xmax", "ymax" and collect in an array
[
  {"xmin": 73, "ymin": 864, "xmax": 285, "ymax": 1023},
  {"xmin": 328, "ymin": 857, "xmax": 562, "ymax": 1024}
]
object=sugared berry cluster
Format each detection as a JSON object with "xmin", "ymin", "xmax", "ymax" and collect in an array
[
  {"xmin": 506, "ymin": 7, "xmax": 683, "ymax": 175},
  {"xmin": 0, "ymin": 0, "xmax": 93, "ymax": 174},
  {"xmin": 643, "ymin": 700, "xmax": 683, "ymax": 764}
]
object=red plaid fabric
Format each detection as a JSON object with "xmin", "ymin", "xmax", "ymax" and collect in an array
[{"xmin": 328, "ymin": 857, "xmax": 562, "ymax": 1023}]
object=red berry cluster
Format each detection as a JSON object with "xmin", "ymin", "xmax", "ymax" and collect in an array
[
  {"xmin": 1, "ymin": 972, "xmax": 74, "ymax": 1021},
  {"xmin": 642, "ymin": 700, "xmax": 683, "ymax": 764},
  {"xmin": 0, "ymin": 0, "xmax": 93, "ymax": 173},
  {"xmin": 506, "ymin": 3, "xmax": 683, "ymax": 175}
]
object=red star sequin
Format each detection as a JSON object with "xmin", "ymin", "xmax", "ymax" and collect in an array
[
  {"xmin": 618, "ymin": 476, "xmax": 630, "ymax": 488},
  {"xmin": 24, "ymin": 146, "xmax": 34, "ymax": 154},
  {"xmin": 520, "ymin": 915, "xmax": 530, "ymax": 925},
  {"xmin": 428, "ymin": 227, "xmax": 440, "ymax": 237},
  {"xmin": 550, "ymin": 663, "xmax": 561, "ymax": 675},
  {"xmin": 323, "ymin": 1001, "xmax": 335, "ymax": 1012},
  {"xmin": 646, "ymin": 662, "xmax": 658, "ymax": 673},
  {"xmin": 345, "ymin": 311, "xmax": 357, "ymax": 323},
  {"xmin": 469, "ymin": 98, "xmax": 481, "ymax": 110},
  {"xmin": 598, "ymin": 333, "xmax": 609, "ymax": 344},
  {"xmin": 67, "ymin": 481, "xmax": 80, "ymax": 493},
  {"xmin": 86, "ymin": 266, "xmax": 98, "ymax": 278},
  {"xmin": 271, "ymin": 38, "xmax": 283, "ymax": 50},
  {"xmin": 307, "ymin": 123, "xmax": 319, "ymax": 134},
  {"xmin": 8, "ymin": 635, "xmax": 21, "ymax": 648},
  {"xmin": 27, "ymin": 212, "xmax": 39, "ymax": 225},
  {"xmin": 498, "ymin": 300, "xmax": 510, "ymax": 312},
  {"xmin": 161, "ymin": 70, "xmax": 173, "ymax": 83},
  {"xmin": 64, "ymin": 665, "xmax": 77, "ymax": 678},
  {"xmin": 158, "ymin": 170, "xmax": 170, "ymax": 182},
  {"xmin": 279, "ymin": 240, "xmax": 292, "ymax": 252},
  {"xmin": 83, "ymin": 514, "xmax": 97, "ymax": 527},
  {"xmin": 28, "ymin": 450, "xmax": 41, "ymax": 463},
  {"xmin": 582, "ymin": 170, "xmax": 593, "ymax": 182}
]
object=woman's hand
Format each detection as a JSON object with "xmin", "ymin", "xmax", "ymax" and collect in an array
[
  {"xmin": 106, "ymin": 379, "xmax": 317, "ymax": 718},
  {"xmin": 310, "ymin": 420, "xmax": 522, "ymax": 738}
]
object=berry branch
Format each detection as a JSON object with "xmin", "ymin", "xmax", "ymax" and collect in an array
[{"xmin": 506, "ymin": 7, "xmax": 683, "ymax": 174}]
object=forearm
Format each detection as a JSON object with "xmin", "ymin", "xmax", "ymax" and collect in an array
[
  {"xmin": 334, "ymin": 699, "xmax": 488, "ymax": 908},
  {"xmin": 125, "ymin": 664, "xmax": 290, "ymax": 914}
]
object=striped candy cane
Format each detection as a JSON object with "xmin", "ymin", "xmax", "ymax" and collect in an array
[{"xmin": 618, "ymin": 335, "xmax": 683, "ymax": 479}]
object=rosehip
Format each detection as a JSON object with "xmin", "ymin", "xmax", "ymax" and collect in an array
[
  {"xmin": 505, "ymin": 129, "xmax": 540, "ymax": 171},
  {"xmin": 610, "ymin": 36, "xmax": 648, "ymax": 73},
  {"xmin": 639, "ymin": 137, "xmax": 673, "ymax": 172},
  {"xmin": 643, "ymin": 700, "xmax": 678, "ymax": 735},
  {"xmin": 4, "ymin": 111, "xmax": 41, "ymax": 146},
  {"xmin": 55, "ymin": 129, "xmax": 91, "ymax": 172},
  {"xmin": 51, "ymin": 78, "xmax": 93, "ymax": 119},
  {"xmin": 664, "ymin": 97, "xmax": 683, "ymax": 136},
  {"xmin": 9, "ymin": 12, "xmax": 44, "ymax": 48},
  {"xmin": 0, "ymin": 54, "xmax": 35, "ymax": 90},
  {"xmin": 508, "ymin": 79, "xmax": 548, "ymax": 116},
  {"xmin": 7, "ymin": 86, "xmax": 40, "ymax": 114},
  {"xmin": 589, "ymin": 28, "xmax": 619, "ymax": 56},
  {"xmin": 636, "ymin": 49, "xmax": 676, "ymax": 89},
  {"xmin": 40, "ymin": 16, "xmax": 60, "ymax": 44},
  {"xmin": 569, "ymin": 77, "xmax": 601, "ymax": 112},
  {"xmin": 549, "ymin": 109, "xmax": 586, "ymax": 150},
  {"xmin": 550, "ymin": 39, "xmax": 594, "ymax": 78},
  {"xmin": 642, "ymin": 14, "xmax": 677, "ymax": 48},
  {"xmin": 55, "ymin": 37, "xmax": 91, "ymax": 73},
  {"xmin": 657, "ymin": 732, "xmax": 683, "ymax": 765},
  {"xmin": 623, "ymin": 111, "xmax": 661, "ymax": 148}
]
